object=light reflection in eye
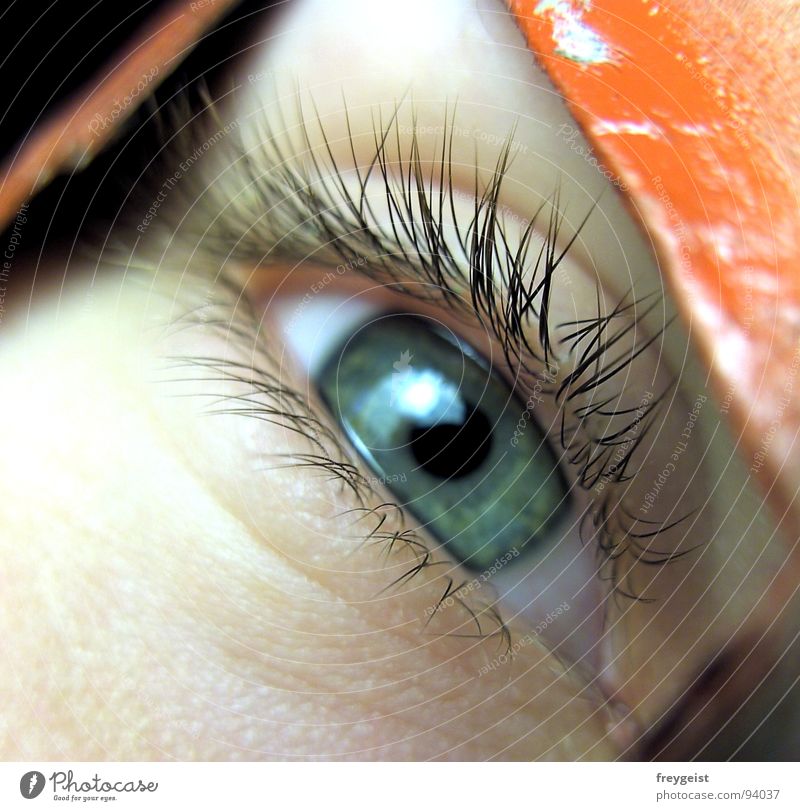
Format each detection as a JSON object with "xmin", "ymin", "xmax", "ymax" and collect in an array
[{"xmin": 395, "ymin": 372, "xmax": 459, "ymax": 422}]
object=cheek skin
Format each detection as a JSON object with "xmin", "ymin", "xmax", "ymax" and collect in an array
[{"xmin": 0, "ymin": 275, "xmax": 620, "ymax": 760}]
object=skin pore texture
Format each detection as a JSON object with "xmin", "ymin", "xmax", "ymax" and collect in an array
[{"xmin": 0, "ymin": 0, "xmax": 787, "ymax": 760}]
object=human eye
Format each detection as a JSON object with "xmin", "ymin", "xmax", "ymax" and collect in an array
[{"xmin": 256, "ymin": 116, "xmax": 681, "ymax": 676}]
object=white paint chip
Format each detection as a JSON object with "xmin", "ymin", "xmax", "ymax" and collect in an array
[{"xmin": 534, "ymin": 0, "xmax": 617, "ymax": 65}]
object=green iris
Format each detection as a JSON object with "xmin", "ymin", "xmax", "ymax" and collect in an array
[{"xmin": 317, "ymin": 314, "xmax": 569, "ymax": 571}]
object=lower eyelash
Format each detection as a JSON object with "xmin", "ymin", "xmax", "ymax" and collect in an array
[
  {"xmin": 126, "ymin": 90, "xmax": 692, "ymax": 600},
  {"xmin": 158, "ymin": 275, "xmax": 367, "ymax": 489},
  {"xmin": 346, "ymin": 502, "xmax": 512, "ymax": 651},
  {"xmin": 139, "ymin": 267, "xmax": 514, "ymax": 650}
]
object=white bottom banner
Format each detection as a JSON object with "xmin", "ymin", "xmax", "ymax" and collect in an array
[{"xmin": 0, "ymin": 762, "xmax": 796, "ymax": 810}]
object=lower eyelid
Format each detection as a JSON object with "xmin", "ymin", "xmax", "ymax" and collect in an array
[
  {"xmin": 202, "ymin": 292, "xmax": 583, "ymax": 672},
  {"xmin": 143, "ymin": 250, "xmax": 716, "ymax": 749}
]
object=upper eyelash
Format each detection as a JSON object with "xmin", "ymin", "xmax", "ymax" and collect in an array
[{"xmin": 135, "ymin": 91, "xmax": 691, "ymax": 599}]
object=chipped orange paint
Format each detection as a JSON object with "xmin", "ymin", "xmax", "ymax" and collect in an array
[{"xmin": 509, "ymin": 0, "xmax": 800, "ymax": 531}]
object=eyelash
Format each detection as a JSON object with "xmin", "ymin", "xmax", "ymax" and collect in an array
[{"xmin": 129, "ymin": 91, "xmax": 690, "ymax": 613}]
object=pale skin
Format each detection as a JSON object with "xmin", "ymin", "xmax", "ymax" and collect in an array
[{"xmin": 0, "ymin": 0, "xmax": 793, "ymax": 759}]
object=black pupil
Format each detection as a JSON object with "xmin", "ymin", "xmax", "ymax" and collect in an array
[{"xmin": 409, "ymin": 405, "xmax": 492, "ymax": 479}]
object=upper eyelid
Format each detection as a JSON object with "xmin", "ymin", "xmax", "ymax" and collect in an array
[
  {"xmin": 167, "ymin": 98, "xmax": 567, "ymax": 358},
  {"xmin": 166, "ymin": 95, "xmax": 661, "ymax": 384}
]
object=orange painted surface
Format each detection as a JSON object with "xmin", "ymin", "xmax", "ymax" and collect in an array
[{"xmin": 509, "ymin": 0, "xmax": 800, "ymax": 527}]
